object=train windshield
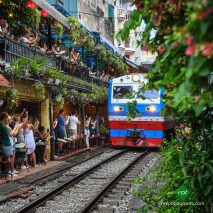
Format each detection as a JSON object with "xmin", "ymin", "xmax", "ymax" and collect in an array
[
  {"xmin": 140, "ymin": 90, "xmax": 159, "ymax": 100},
  {"xmin": 113, "ymin": 86, "xmax": 133, "ymax": 99}
]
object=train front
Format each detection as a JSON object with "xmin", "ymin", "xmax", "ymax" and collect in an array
[{"xmin": 108, "ymin": 74, "xmax": 175, "ymax": 147}]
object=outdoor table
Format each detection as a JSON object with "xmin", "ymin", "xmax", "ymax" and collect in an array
[
  {"xmin": 35, "ymin": 141, "xmax": 46, "ymax": 164},
  {"xmin": 15, "ymin": 143, "xmax": 29, "ymax": 171}
]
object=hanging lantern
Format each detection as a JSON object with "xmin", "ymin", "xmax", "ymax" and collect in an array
[
  {"xmin": 41, "ymin": 10, "xmax": 48, "ymax": 17},
  {"xmin": 26, "ymin": 0, "xmax": 36, "ymax": 9},
  {"xmin": 53, "ymin": 19, "xmax": 58, "ymax": 25}
]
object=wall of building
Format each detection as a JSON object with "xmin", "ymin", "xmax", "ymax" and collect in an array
[
  {"xmin": 47, "ymin": 0, "xmax": 115, "ymax": 42},
  {"xmin": 78, "ymin": 0, "xmax": 114, "ymax": 41},
  {"xmin": 114, "ymin": 0, "xmax": 156, "ymax": 66}
]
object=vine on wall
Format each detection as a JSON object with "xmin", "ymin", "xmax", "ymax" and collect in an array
[{"xmin": 8, "ymin": 56, "xmax": 108, "ymax": 104}]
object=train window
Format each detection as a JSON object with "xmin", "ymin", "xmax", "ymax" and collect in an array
[
  {"xmin": 140, "ymin": 90, "xmax": 159, "ymax": 99},
  {"xmin": 113, "ymin": 86, "xmax": 133, "ymax": 99}
]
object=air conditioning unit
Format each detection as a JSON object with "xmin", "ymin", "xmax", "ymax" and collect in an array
[{"xmin": 118, "ymin": 8, "xmax": 125, "ymax": 21}]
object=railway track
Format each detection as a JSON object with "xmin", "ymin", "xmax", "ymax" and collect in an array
[
  {"xmin": 14, "ymin": 150, "xmax": 151, "ymax": 213},
  {"xmin": 0, "ymin": 149, "xmax": 123, "ymax": 213}
]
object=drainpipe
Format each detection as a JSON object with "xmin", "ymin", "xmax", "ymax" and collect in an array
[
  {"xmin": 49, "ymin": 88, "xmax": 55, "ymax": 160},
  {"xmin": 82, "ymin": 103, "xmax": 85, "ymax": 136},
  {"xmin": 47, "ymin": 18, "xmax": 52, "ymax": 50},
  {"xmin": 96, "ymin": 105, "xmax": 99, "ymax": 134},
  {"xmin": 82, "ymin": 45, "xmax": 85, "ymax": 63}
]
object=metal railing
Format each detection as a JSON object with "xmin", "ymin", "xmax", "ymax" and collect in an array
[
  {"xmin": 0, "ymin": 36, "xmax": 108, "ymax": 86},
  {"xmin": 4, "ymin": 36, "xmax": 57, "ymax": 67}
]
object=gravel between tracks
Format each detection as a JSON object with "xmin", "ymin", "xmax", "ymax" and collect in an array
[
  {"xmin": 114, "ymin": 153, "xmax": 161, "ymax": 213},
  {"xmin": 0, "ymin": 149, "xmax": 122, "ymax": 213},
  {"xmin": 35, "ymin": 152, "xmax": 140, "ymax": 213}
]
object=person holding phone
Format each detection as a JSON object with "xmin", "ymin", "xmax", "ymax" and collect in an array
[{"xmin": 21, "ymin": 27, "xmax": 38, "ymax": 45}]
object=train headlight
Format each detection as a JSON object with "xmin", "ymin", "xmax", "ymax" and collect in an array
[
  {"xmin": 146, "ymin": 106, "xmax": 156, "ymax": 112},
  {"xmin": 114, "ymin": 106, "xmax": 124, "ymax": 112},
  {"xmin": 132, "ymin": 74, "xmax": 140, "ymax": 82}
]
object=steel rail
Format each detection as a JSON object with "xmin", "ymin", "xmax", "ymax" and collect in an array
[
  {"xmin": 78, "ymin": 150, "xmax": 151, "ymax": 213},
  {"xmin": 28, "ymin": 148, "xmax": 111, "ymax": 185},
  {"xmin": 15, "ymin": 149, "xmax": 128, "ymax": 213}
]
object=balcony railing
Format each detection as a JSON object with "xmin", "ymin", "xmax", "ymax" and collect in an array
[
  {"xmin": 124, "ymin": 41, "xmax": 135, "ymax": 54},
  {"xmin": 1, "ymin": 36, "xmax": 107, "ymax": 86},
  {"xmin": 118, "ymin": 8, "xmax": 125, "ymax": 21},
  {"xmin": 4, "ymin": 36, "xmax": 57, "ymax": 67}
]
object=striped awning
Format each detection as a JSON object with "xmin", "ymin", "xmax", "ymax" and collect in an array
[
  {"xmin": 33, "ymin": 0, "xmax": 70, "ymax": 28},
  {"xmin": 0, "ymin": 74, "xmax": 11, "ymax": 87}
]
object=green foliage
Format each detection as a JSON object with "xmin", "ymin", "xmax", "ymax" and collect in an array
[
  {"xmin": 99, "ymin": 125, "xmax": 109, "ymax": 136},
  {"xmin": 6, "ymin": 88, "xmax": 19, "ymax": 111},
  {"xmin": 96, "ymin": 45, "xmax": 128, "ymax": 75},
  {"xmin": 67, "ymin": 16, "xmax": 95, "ymax": 47},
  {"xmin": 10, "ymin": 56, "xmax": 108, "ymax": 104},
  {"xmin": 11, "ymin": 57, "xmax": 30, "ymax": 76},
  {"xmin": 54, "ymin": 23, "xmax": 63, "ymax": 38},
  {"xmin": 34, "ymin": 82, "xmax": 45, "ymax": 101},
  {"xmin": 29, "ymin": 57, "xmax": 48, "ymax": 74},
  {"xmin": 1, "ymin": 1, "xmax": 41, "ymax": 30},
  {"xmin": 117, "ymin": 0, "xmax": 213, "ymax": 212}
]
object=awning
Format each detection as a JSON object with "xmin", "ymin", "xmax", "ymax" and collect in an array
[
  {"xmin": 124, "ymin": 57, "xmax": 139, "ymax": 70},
  {"xmin": 0, "ymin": 75, "xmax": 11, "ymax": 87},
  {"xmin": 100, "ymin": 37, "xmax": 124, "ymax": 56},
  {"xmin": 100, "ymin": 37, "xmax": 138, "ymax": 70},
  {"xmin": 33, "ymin": 0, "xmax": 70, "ymax": 28}
]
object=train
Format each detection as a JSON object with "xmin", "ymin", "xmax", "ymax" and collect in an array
[{"xmin": 108, "ymin": 73, "xmax": 175, "ymax": 147}]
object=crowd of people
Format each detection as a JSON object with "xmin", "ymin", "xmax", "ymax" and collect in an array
[
  {"xmin": 53, "ymin": 109, "xmax": 103, "ymax": 151},
  {"xmin": 0, "ymin": 17, "xmax": 113, "ymax": 82},
  {"xmin": 0, "ymin": 109, "xmax": 50, "ymax": 177},
  {"xmin": 0, "ymin": 108, "xmax": 106, "ymax": 177}
]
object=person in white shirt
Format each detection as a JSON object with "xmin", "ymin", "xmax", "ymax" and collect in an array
[
  {"xmin": 68, "ymin": 111, "xmax": 80, "ymax": 138},
  {"xmin": 0, "ymin": 18, "xmax": 9, "ymax": 36},
  {"xmin": 20, "ymin": 27, "xmax": 38, "ymax": 45}
]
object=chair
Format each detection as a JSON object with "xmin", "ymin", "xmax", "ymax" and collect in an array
[
  {"xmin": 0, "ymin": 151, "xmax": 12, "ymax": 179},
  {"xmin": 15, "ymin": 145, "xmax": 29, "ymax": 172}
]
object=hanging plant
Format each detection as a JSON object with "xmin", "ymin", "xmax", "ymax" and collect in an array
[
  {"xmin": 59, "ymin": 87, "xmax": 68, "ymax": 96},
  {"xmin": 6, "ymin": 89, "xmax": 19, "ymax": 111},
  {"xmin": 54, "ymin": 23, "xmax": 63, "ymax": 38},
  {"xmin": 34, "ymin": 82, "xmax": 45, "ymax": 101},
  {"xmin": 29, "ymin": 56, "xmax": 48, "ymax": 75},
  {"xmin": 54, "ymin": 94, "xmax": 64, "ymax": 110},
  {"xmin": 85, "ymin": 35, "xmax": 95, "ymax": 51},
  {"xmin": 34, "ymin": 8, "xmax": 41, "ymax": 30},
  {"xmin": 10, "ymin": 56, "xmax": 29, "ymax": 76}
]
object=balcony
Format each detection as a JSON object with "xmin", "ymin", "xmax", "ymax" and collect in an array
[
  {"xmin": 117, "ymin": 41, "xmax": 125, "ymax": 50},
  {"xmin": 0, "ymin": 36, "xmax": 107, "ymax": 89},
  {"xmin": 124, "ymin": 42, "xmax": 135, "ymax": 54},
  {"xmin": 118, "ymin": 8, "xmax": 125, "ymax": 21},
  {"xmin": 125, "ymin": 11, "xmax": 130, "ymax": 20}
]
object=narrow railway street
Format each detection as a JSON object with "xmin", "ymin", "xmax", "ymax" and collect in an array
[
  {"xmin": 0, "ymin": 0, "xmax": 212, "ymax": 212},
  {"xmin": 0, "ymin": 147, "xmax": 160, "ymax": 213}
]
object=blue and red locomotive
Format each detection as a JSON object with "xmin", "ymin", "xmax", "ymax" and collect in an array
[{"xmin": 108, "ymin": 74, "xmax": 175, "ymax": 147}]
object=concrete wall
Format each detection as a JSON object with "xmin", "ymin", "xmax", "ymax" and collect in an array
[{"xmin": 78, "ymin": 0, "xmax": 114, "ymax": 41}]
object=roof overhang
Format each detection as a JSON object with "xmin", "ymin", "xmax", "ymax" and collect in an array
[
  {"xmin": 0, "ymin": 74, "xmax": 11, "ymax": 87},
  {"xmin": 33, "ymin": 0, "xmax": 70, "ymax": 28}
]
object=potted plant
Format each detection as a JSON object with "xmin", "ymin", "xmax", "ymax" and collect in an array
[
  {"xmin": 34, "ymin": 82, "xmax": 45, "ymax": 102},
  {"xmin": 99, "ymin": 125, "xmax": 109, "ymax": 145},
  {"xmin": 6, "ymin": 88, "xmax": 19, "ymax": 112}
]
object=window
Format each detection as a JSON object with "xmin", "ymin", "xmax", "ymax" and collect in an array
[
  {"xmin": 113, "ymin": 86, "xmax": 133, "ymax": 99},
  {"xmin": 140, "ymin": 90, "xmax": 159, "ymax": 99}
]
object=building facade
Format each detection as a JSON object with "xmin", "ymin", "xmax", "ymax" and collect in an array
[
  {"xmin": 114, "ymin": 0, "xmax": 157, "ymax": 67},
  {"xmin": 47, "ymin": 0, "xmax": 115, "ymax": 42}
]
